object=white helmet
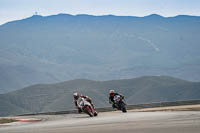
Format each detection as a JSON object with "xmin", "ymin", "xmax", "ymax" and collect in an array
[
  {"xmin": 73, "ymin": 92, "xmax": 80, "ymax": 99},
  {"xmin": 109, "ymin": 90, "xmax": 115, "ymax": 94}
]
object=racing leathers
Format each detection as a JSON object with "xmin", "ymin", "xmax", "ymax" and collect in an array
[
  {"xmin": 109, "ymin": 93, "xmax": 124, "ymax": 108},
  {"xmin": 74, "ymin": 95, "xmax": 94, "ymax": 113}
]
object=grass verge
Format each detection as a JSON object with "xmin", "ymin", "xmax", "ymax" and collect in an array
[{"xmin": 0, "ymin": 118, "xmax": 17, "ymax": 124}]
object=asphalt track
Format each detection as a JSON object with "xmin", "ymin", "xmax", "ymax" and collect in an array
[{"xmin": 1, "ymin": 110, "xmax": 200, "ymax": 133}]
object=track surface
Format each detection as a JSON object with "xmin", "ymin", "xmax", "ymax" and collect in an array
[{"xmin": 1, "ymin": 110, "xmax": 200, "ymax": 133}]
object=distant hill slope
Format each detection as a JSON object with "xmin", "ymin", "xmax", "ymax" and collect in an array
[
  {"xmin": 0, "ymin": 76, "xmax": 200, "ymax": 116},
  {"xmin": 0, "ymin": 14, "xmax": 200, "ymax": 93}
]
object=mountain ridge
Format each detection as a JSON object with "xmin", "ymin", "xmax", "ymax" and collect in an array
[
  {"xmin": 0, "ymin": 13, "xmax": 200, "ymax": 93},
  {"xmin": 0, "ymin": 76, "xmax": 200, "ymax": 116},
  {"xmin": 2, "ymin": 13, "xmax": 200, "ymax": 26}
]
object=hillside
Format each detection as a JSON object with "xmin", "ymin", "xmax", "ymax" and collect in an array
[
  {"xmin": 0, "ymin": 76, "xmax": 200, "ymax": 116},
  {"xmin": 0, "ymin": 14, "xmax": 200, "ymax": 93}
]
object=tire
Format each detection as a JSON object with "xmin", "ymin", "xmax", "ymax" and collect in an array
[
  {"xmin": 87, "ymin": 111, "xmax": 94, "ymax": 117},
  {"xmin": 84, "ymin": 106, "xmax": 94, "ymax": 117},
  {"xmin": 121, "ymin": 103, "xmax": 127, "ymax": 113},
  {"xmin": 94, "ymin": 111, "xmax": 98, "ymax": 116}
]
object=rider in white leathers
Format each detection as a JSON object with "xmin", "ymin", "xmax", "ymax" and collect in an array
[{"xmin": 73, "ymin": 92, "xmax": 94, "ymax": 113}]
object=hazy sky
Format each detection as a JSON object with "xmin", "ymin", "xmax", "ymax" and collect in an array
[{"xmin": 1, "ymin": 0, "xmax": 200, "ymax": 25}]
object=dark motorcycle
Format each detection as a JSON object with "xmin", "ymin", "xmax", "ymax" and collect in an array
[
  {"xmin": 113, "ymin": 95, "xmax": 127, "ymax": 113},
  {"xmin": 78, "ymin": 98, "xmax": 98, "ymax": 117}
]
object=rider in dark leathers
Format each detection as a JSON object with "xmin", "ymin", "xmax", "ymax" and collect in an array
[{"xmin": 109, "ymin": 90, "xmax": 124, "ymax": 109}]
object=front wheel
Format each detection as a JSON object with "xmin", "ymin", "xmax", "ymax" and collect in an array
[
  {"xmin": 84, "ymin": 106, "xmax": 94, "ymax": 117},
  {"xmin": 94, "ymin": 111, "xmax": 98, "ymax": 116},
  {"xmin": 121, "ymin": 103, "xmax": 127, "ymax": 113}
]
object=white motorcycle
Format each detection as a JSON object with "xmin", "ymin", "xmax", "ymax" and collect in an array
[{"xmin": 77, "ymin": 97, "xmax": 98, "ymax": 117}]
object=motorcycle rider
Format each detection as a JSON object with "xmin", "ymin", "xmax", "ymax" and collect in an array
[
  {"xmin": 73, "ymin": 92, "xmax": 95, "ymax": 113},
  {"xmin": 109, "ymin": 90, "xmax": 124, "ymax": 109}
]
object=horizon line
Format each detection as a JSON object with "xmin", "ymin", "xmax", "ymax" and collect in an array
[{"xmin": 1, "ymin": 13, "xmax": 200, "ymax": 26}]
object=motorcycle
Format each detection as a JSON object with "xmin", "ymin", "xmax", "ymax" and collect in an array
[
  {"xmin": 77, "ymin": 97, "xmax": 98, "ymax": 117},
  {"xmin": 113, "ymin": 95, "xmax": 127, "ymax": 113}
]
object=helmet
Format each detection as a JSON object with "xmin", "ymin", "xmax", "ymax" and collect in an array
[
  {"xmin": 109, "ymin": 90, "xmax": 115, "ymax": 96},
  {"xmin": 73, "ymin": 92, "xmax": 80, "ymax": 100}
]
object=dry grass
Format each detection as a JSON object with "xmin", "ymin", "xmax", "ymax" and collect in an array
[{"xmin": 0, "ymin": 118, "xmax": 17, "ymax": 124}]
